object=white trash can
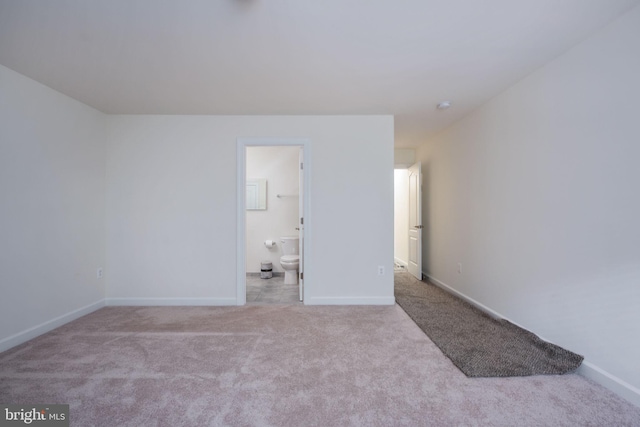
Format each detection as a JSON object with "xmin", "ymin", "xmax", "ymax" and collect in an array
[{"xmin": 260, "ymin": 261, "xmax": 273, "ymax": 279}]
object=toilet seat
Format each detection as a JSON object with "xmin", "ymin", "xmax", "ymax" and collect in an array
[{"xmin": 281, "ymin": 255, "xmax": 299, "ymax": 263}]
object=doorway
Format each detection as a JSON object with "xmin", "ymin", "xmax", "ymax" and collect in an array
[
  {"xmin": 394, "ymin": 168, "xmax": 410, "ymax": 272},
  {"xmin": 394, "ymin": 162, "xmax": 422, "ymax": 280},
  {"xmin": 236, "ymin": 138, "xmax": 311, "ymax": 305}
]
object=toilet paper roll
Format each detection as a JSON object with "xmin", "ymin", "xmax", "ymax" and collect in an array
[{"xmin": 264, "ymin": 240, "xmax": 275, "ymax": 249}]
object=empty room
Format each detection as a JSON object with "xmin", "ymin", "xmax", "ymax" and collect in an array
[{"xmin": 1, "ymin": 1, "xmax": 639, "ymax": 425}]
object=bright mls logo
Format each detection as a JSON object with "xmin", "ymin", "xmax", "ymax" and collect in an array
[{"xmin": 0, "ymin": 405, "xmax": 68, "ymax": 427}]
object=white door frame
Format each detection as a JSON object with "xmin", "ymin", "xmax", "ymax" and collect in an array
[
  {"xmin": 408, "ymin": 162, "xmax": 422, "ymax": 280},
  {"xmin": 236, "ymin": 138, "xmax": 311, "ymax": 305}
]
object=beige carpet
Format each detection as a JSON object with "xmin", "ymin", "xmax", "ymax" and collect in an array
[{"xmin": 1, "ymin": 305, "xmax": 639, "ymax": 426}]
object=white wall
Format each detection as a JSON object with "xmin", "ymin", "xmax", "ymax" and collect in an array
[
  {"xmin": 416, "ymin": 5, "xmax": 640, "ymax": 402},
  {"xmin": 105, "ymin": 115, "xmax": 394, "ymax": 305},
  {"xmin": 394, "ymin": 169, "xmax": 409, "ymax": 266},
  {"xmin": 0, "ymin": 65, "xmax": 106, "ymax": 349},
  {"xmin": 394, "ymin": 148, "xmax": 415, "ymax": 168},
  {"xmin": 246, "ymin": 146, "xmax": 299, "ymax": 273}
]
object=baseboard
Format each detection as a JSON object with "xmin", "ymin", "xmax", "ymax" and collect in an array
[
  {"xmin": 426, "ymin": 273, "xmax": 640, "ymax": 408},
  {"xmin": 105, "ymin": 297, "xmax": 237, "ymax": 306},
  {"xmin": 305, "ymin": 296, "xmax": 395, "ymax": 305},
  {"xmin": 0, "ymin": 300, "xmax": 105, "ymax": 353},
  {"xmin": 394, "ymin": 258, "xmax": 408, "ymax": 268},
  {"xmin": 427, "ymin": 274, "xmax": 515, "ymax": 323},
  {"xmin": 578, "ymin": 362, "xmax": 640, "ymax": 407}
]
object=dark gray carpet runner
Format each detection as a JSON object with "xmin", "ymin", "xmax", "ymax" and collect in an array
[{"xmin": 394, "ymin": 272, "xmax": 584, "ymax": 377}]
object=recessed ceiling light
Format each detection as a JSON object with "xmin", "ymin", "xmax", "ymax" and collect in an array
[{"xmin": 437, "ymin": 101, "xmax": 452, "ymax": 110}]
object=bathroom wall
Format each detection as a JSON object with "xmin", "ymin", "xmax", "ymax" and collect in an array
[
  {"xmin": 415, "ymin": 5, "xmax": 640, "ymax": 404},
  {"xmin": 393, "ymin": 169, "xmax": 409, "ymax": 267},
  {"xmin": 246, "ymin": 146, "xmax": 300, "ymax": 273}
]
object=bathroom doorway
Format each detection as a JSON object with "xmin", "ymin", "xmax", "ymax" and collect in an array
[{"xmin": 236, "ymin": 138, "xmax": 311, "ymax": 305}]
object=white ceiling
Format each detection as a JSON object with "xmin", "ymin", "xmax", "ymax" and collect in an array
[{"xmin": 1, "ymin": 0, "xmax": 638, "ymax": 147}]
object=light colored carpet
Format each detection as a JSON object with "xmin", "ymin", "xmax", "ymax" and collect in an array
[{"xmin": 1, "ymin": 305, "xmax": 639, "ymax": 426}]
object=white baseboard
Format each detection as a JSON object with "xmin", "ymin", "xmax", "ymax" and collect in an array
[
  {"xmin": 578, "ymin": 361, "xmax": 640, "ymax": 407},
  {"xmin": 394, "ymin": 257, "xmax": 408, "ymax": 268},
  {"xmin": 306, "ymin": 296, "xmax": 395, "ymax": 305},
  {"xmin": 427, "ymin": 274, "xmax": 518, "ymax": 324},
  {"xmin": 105, "ymin": 297, "xmax": 237, "ymax": 306},
  {"xmin": 0, "ymin": 300, "xmax": 105, "ymax": 353},
  {"xmin": 426, "ymin": 273, "xmax": 640, "ymax": 408}
]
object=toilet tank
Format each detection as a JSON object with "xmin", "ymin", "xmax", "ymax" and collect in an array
[{"xmin": 280, "ymin": 236, "xmax": 299, "ymax": 255}]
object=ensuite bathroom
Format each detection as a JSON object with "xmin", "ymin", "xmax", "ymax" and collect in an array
[{"xmin": 245, "ymin": 146, "xmax": 302, "ymax": 304}]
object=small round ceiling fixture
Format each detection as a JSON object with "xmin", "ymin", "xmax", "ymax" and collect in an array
[{"xmin": 437, "ymin": 101, "xmax": 452, "ymax": 110}]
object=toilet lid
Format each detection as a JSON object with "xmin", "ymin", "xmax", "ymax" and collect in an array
[{"xmin": 281, "ymin": 255, "xmax": 299, "ymax": 263}]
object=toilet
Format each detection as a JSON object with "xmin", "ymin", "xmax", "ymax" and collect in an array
[{"xmin": 280, "ymin": 236, "xmax": 300, "ymax": 285}]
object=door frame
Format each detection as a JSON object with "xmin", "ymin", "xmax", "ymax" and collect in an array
[
  {"xmin": 407, "ymin": 162, "xmax": 422, "ymax": 280},
  {"xmin": 236, "ymin": 138, "xmax": 311, "ymax": 305}
]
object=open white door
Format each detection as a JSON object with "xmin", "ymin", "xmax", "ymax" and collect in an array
[
  {"xmin": 408, "ymin": 162, "xmax": 422, "ymax": 280},
  {"xmin": 298, "ymin": 147, "xmax": 304, "ymax": 301}
]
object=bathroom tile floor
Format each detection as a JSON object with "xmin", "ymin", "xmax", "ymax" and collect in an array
[{"xmin": 246, "ymin": 274, "xmax": 301, "ymax": 304}]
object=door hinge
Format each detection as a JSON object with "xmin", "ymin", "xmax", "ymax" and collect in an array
[
  {"xmin": 300, "ymin": 162, "xmax": 304, "ymax": 170},
  {"xmin": 300, "ymin": 272, "xmax": 304, "ymax": 280},
  {"xmin": 300, "ymin": 217, "xmax": 304, "ymax": 225}
]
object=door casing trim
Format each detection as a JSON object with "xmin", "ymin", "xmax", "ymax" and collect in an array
[{"xmin": 236, "ymin": 138, "xmax": 311, "ymax": 305}]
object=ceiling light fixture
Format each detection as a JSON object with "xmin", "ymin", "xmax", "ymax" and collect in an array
[{"xmin": 436, "ymin": 101, "xmax": 452, "ymax": 110}]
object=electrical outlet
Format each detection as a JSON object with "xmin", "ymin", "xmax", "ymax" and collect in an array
[
  {"xmin": 378, "ymin": 265, "xmax": 385, "ymax": 276},
  {"xmin": 457, "ymin": 263, "xmax": 462, "ymax": 274},
  {"xmin": 97, "ymin": 268, "xmax": 103, "ymax": 279}
]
